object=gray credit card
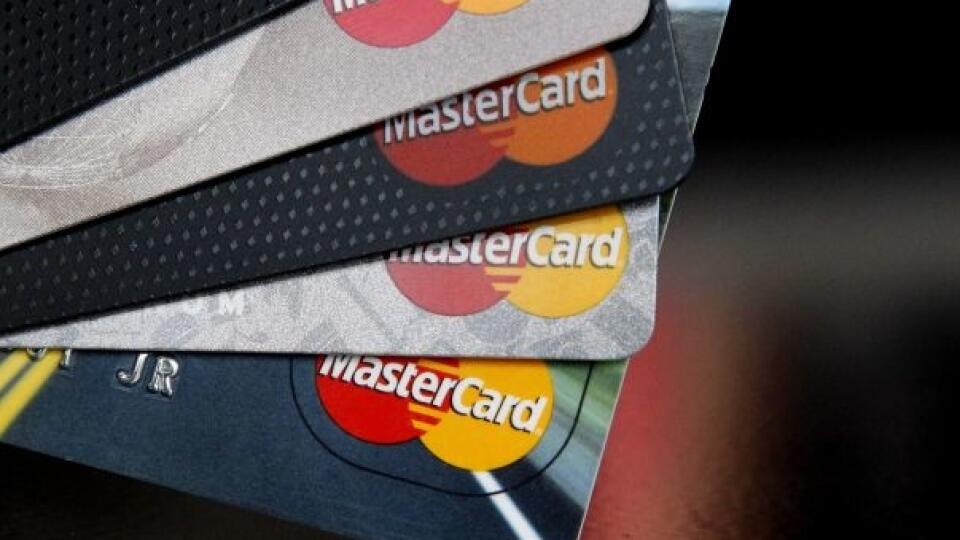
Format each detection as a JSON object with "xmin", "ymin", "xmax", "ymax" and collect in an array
[
  {"xmin": 0, "ymin": 0, "xmax": 729, "ymax": 361},
  {"xmin": 0, "ymin": 0, "xmax": 650, "ymax": 251}
]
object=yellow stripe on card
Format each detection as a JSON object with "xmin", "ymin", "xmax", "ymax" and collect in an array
[
  {"xmin": 0, "ymin": 350, "xmax": 31, "ymax": 395},
  {"xmin": 0, "ymin": 350, "xmax": 62, "ymax": 438}
]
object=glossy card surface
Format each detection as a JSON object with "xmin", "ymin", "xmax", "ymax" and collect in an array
[
  {"xmin": 0, "ymin": 0, "xmax": 691, "ymax": 336},
  {"xmin": 0, "ymin": 0, "xmax": 651, "ymax": 251}
]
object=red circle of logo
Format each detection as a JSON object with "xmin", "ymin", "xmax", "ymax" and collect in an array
[
  {"xmin": 316, "ymin": 357, "xmax": 457, "ymax": 444},
  {"xmin": 323, "ymin": 0, "xmax": 457, "ymax": 49}
]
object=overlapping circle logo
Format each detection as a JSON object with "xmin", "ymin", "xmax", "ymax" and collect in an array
[
  {"xmin": 324, "ymin": 0, "xmax": 529, "ymax": 48},
  {"xmin": 375, "ymin": 48, "xmax": 618, "ymax": 186},
  {"xmin": 386, "ymin": 206, "xmax": 630, "ymax": 318},
  {"xmin": 315, "ymin": 355, "xmax": 553, "ymax": 471}
]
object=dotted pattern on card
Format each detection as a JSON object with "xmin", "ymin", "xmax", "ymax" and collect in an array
[
  {"xmin": 0, "ymin": 0, "xmax": 692, "ymax": 334},
  {"xmin": 0, "ymin": 0, "xmax": 305, "ymax": 150}
]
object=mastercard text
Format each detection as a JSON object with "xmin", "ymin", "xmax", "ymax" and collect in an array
[
  {"xmin": 318, "ymin": 355, "xmax": 549, "ymax": 433},
  {"xmin": 382, "ymin": 57, "xmax": 610, "ymax": 144},
  {"xmin": 387, "ymin": 225, "xmax": 625, "ymax": 269}
]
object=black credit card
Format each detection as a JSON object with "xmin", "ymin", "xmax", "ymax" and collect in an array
[{"xmin": 0, "ymin": 0, "xmax": 692, "ymax": 334}]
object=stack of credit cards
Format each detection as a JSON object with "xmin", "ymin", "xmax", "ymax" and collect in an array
[{"xmin": 0, "ymin": 0, "xmax": 728, "ymax": 538}]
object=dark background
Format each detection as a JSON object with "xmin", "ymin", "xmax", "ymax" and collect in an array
[
  {"xmin": 585, "ymin": 2, "xmax": 954, "ymax": 537},
  {"xmin": 2, "ymin": 2, "xmax": 955, "ymax": 538}
]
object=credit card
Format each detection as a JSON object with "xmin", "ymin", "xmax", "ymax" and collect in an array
[
  {"xmin": 0, "ymin": 0, "xmax": 652, "ymax": 251},
  {"xmin": 0, "ymin": 0, "xmax": 692, "ymax": 336},
  {"xmin": 0, "ymin": 200, "xmax": 656, "ymax": 360},
  {"xmin": 0, "ymin": 349, "xmax": 628, "ymax": 539},
  {"xmin": 0, "ymin": 0, "xmax": 308, "ymax": 150}
]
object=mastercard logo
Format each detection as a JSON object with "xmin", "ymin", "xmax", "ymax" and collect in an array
[
  {"xmin": 376, "ymin": 48, "xmax": 618, "ymax": 186},
  {"xmin": 386, "ymin": 206, "xmax": 630, "ymax": 318},
  {"xmin": 316, "ymin": 354, "xmax": 552, "ymax": 471},
  {"xmin": 325, "ymin": 0, "xmax": 528, "ymax": 48}
]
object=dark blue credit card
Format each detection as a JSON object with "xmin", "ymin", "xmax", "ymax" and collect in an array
[{"xmin": 0, "ymin": 349, "xmax": 627, "ymax": 539}]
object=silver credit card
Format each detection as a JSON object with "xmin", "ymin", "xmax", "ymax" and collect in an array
[{"xmin": 0, "ymin": 0, "xmax": 650, "ymax": 251}]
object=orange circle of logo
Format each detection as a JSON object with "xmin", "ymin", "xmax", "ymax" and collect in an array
[
  {"xmin": 456, "ymin": 0, "xmax": 530, "ymax": 15},
  {"xmin": 375, "ymin": 48, "xmax": 618, "ymax": 186},
  {"xmin": 316, "ymin": 355, "xmax": 553, "ymax": 471}
]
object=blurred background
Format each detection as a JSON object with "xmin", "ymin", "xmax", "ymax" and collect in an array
[
  {"xmin": 1, "ymin": 1, "xmax": 954, "ymax": 538},
  {"xmin": 584, "ymin": 1, "xmax": 956, "ymax": 537}
]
